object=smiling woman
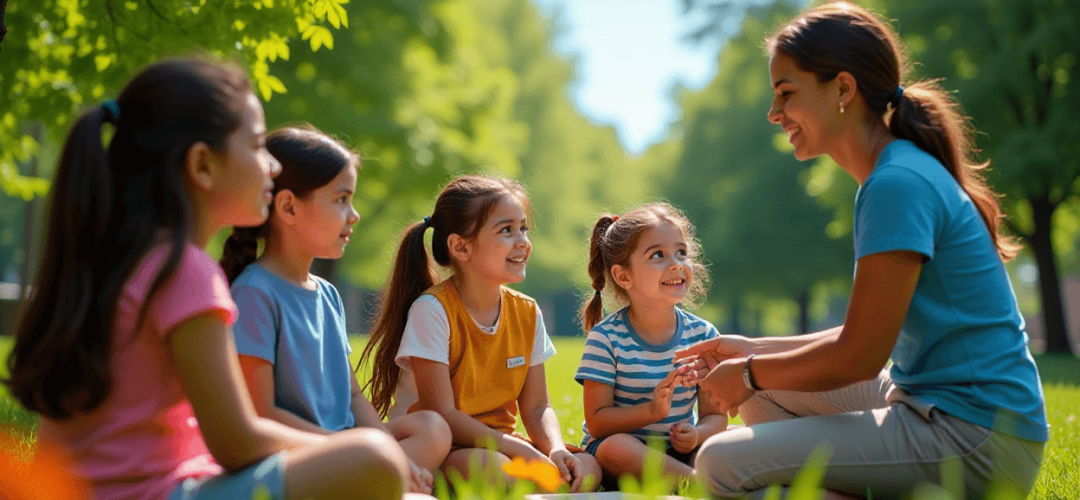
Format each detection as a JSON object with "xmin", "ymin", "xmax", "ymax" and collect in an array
[{"xmin": 676, "ymin": 2, "xmax": 1048, "ymax": 499}]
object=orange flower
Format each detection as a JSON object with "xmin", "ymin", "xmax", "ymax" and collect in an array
[
  {"xmin": 0, "ymin": 432, "xmax": 90, "ymax": 500},
  {"xmin": 501, "ymin": 456, "xmax": 565, "ymax": 492}
]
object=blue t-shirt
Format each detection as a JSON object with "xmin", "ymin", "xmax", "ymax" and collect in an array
[
  {"xmin": 231, "ymin": 263, "xmax": 355, "ymax": 431},
  {"xmin": 854, "ymin": 139, "xmax": 1048, "ymax": 442},
  {"xmin": 575, "ymin": 307, "xmax": 720, "ymax": 448}
]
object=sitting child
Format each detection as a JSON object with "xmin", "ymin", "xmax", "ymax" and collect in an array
[
  {"xmin": 221, "ymin": 126, "xmax": 451, "ymax": 495},
  {"xmin": 576, "ymin": 203, "xmax": 728, "ymax": 483}
]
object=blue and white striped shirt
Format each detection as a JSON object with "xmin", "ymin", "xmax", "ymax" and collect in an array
[{"xmin": 575, "ymin": 307, "xmax": 719, "ymax": 448}]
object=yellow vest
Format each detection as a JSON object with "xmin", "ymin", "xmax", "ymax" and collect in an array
[{"xmin": 411, "ymin": 278, "xmax": 537, "ymax": 435}]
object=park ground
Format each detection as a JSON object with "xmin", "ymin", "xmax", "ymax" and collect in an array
[{"xmin": 1, "ymin": 336, "xmax": 1078, "ymax": 499}]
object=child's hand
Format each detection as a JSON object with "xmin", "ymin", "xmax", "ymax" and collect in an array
[
  {"xmin": 548, "ymin": 448, "xmax": 584, "ymax": 492},
  {"xmin": 648, "ymin": 365, "xmax": 691, "ymax": 421},
  {"xmin": 406, "ymin": 458, "xmax": 434, "ymax": 494},
  {"xmin": 669, "ymin": 422, "xmax": 698, "ymax": 454},
  {"xmin": 649, "ymin": 367, "xmax": 687, "ymax": 421}
]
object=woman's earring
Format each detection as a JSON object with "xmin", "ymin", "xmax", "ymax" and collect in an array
[{"xmin": 839, "ymin": 102, "xmax": 845, "ymax": 114}]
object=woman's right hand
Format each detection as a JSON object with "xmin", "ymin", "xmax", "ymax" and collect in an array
[{"xmin": 673, "ymin": 335, "xmax": 754, "ymax": 385}]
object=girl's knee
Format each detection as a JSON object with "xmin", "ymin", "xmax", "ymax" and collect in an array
[
  {"xmin": 574, "ymin": 452, "xmax": 602, "ymax": 491},
  {"xmin": 344, "ymin": 428, "xmax": 410, "ymax": 477},
  {"xmin": 413, "ymin": 411, "xmax": 451, "ymax": 444},
  {"xmin": 594, "ymin": 434, "xmax": 642, "ymax": 468}
]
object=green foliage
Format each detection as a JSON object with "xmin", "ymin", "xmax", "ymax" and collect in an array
[{"xmin": 0, "ymin": 0, "xmax": 349, "ymax": 197}]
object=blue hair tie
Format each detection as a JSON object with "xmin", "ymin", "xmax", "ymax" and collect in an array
[
  {"xmin": 101, "ymin": 100, "xmax": 121, "ymax": 125},
  {"xmin": 891, "ymin": 85, "xmax": 904, "ymax": 107},
  {"xmin": 423, "ymin": 216, "xmax": 431, "ymax": 227}
]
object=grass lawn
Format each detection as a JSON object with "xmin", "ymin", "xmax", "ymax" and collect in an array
[{"xmin": 2, "ymin": 335, "xmax": 1078, "ymax": 498}]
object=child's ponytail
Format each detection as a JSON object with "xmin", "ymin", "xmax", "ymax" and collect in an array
[
  {"xmin": 888, "ymin": 81, "xmax": 1020, "ymax": 261},
  {"xmin": 6, "ymin": 58, "xmax": 251, "ymax": 419},
  {"xmin": 221, "ymin": 226, "xmax": 263, "ymax": 284},
  {"xmin": 7, "ymin": 106, "xmax": 118, "ymax": 418},
  {"xmin": 581, "ymin": 216, "xmax": 616, "ymax": 332},
  {"xmin": 362, "ymin": 220, "xmax": 439, "ymax": 417}
]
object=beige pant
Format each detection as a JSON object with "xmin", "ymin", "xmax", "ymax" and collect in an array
[{"xmin": 695, "ymin": 370, "xmax": 1044, "ymax": 499}]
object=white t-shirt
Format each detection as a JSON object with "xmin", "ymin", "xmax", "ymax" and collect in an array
[{"xmin": 389, "ymin": 294, "xmax": 557, "ymax": 419}]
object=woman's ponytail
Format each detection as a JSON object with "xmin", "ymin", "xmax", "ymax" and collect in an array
[
  {"xmin": 889, "ymin": 81, "xmax": 1020, "ymax": 261},
  {"xmin": 580, "ymin": 216, "xmax": 616, "ymax": 332},
  {"xmin": 221, "ymin": 226, "xmax": 264, "ymax": 284},
  {"xmin": 361, "ymin": 221, "xmax": 439, "ymax": 418}
]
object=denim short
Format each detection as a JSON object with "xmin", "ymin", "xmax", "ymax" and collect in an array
[
  {"xmin": 169, "ymin": 453, "xmax": 287, "ymax": 500},
  {"xmin": 584, "ymin": 436, "xmax": 697, "ymax": 466}
]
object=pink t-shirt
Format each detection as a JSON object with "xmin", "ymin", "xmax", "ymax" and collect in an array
[{"xmin": 37, "ymin": 243, "xmax": 238, "ymax": 500}]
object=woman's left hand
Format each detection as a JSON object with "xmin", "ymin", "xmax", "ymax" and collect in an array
[{"xmin": 698, "ymin": 358, "xmax": 754, "ymax": 418}]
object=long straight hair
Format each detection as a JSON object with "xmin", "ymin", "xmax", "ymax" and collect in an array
[
  {"xmin": 5, "ymin": 58, "xmax": 250, "ymax": 419},
  {"xmin": 220, "ymin": 126, "xmax": 359, "ymax": 284},
  {"xmin": 767, "ymin": 1, "xmax": 1019, "ymax": 260},
  {"xmin": 360, "ymin": 175, "xmax": 530, "ymax": 417}
]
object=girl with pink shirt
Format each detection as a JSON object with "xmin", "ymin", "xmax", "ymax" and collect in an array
[{"xmin": 5, "ymin": 58, "xmax": 410, "ymax": 500}]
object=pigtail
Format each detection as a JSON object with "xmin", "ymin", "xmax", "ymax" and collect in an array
[
  {"xmin": 220, "ymin": 226, "xmax": 264, "ymax": 284},
  {"xmin": 361, "ymin": 221, "xmax": 439, "ymax": 418},
  {"xmin": 580, "ymin": 216, "xmax": 616, "ymax": 332},
  {"xmin": 8, "ymin": 107, "xmax": 117, "ymax": 418},
  {"xmin": 889, "ymin": 81, "xmax": 1020, "ymax": 261}
]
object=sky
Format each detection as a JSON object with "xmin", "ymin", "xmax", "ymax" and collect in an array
[{"xmin": 530, "ymin": 0, "xmax": 722, "ymax": 155}]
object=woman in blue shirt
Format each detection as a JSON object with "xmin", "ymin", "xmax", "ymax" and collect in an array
[{"xmin": 677, "ymin": 2, "xmax": 1048, "ymax": 498}]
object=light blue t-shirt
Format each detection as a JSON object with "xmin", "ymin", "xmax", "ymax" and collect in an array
[
  {"xmin": 575, "ymin": 308, "xmax": 720, "ymax": 448},
  {"xmin": 231, "ymin": 263, "xmax": 355, "ymax": 432},
  {"xmin": 854, "ymin": 139, "xmax": 1048, "ymax": 442}
]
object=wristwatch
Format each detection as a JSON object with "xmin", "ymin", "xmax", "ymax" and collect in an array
[{"xmin": 742, "ymin": 354, "xmax": 762, "ymax": 392}]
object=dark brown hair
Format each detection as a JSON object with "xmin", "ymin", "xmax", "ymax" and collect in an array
[
  {"xmin": 220, "ymin": 126, "xmax": 359, "ymax": 283},
  {"xmin": 6, "ymin": 57, "xmax": 250, "ymax": 419},
  {"xmin": 580, "ymin": 202, "xmax": 710, "ymax": 332},
  {"xmin": 360, "ymin": 175, "xmax": 530, "ymax": 417},
  {"xmin": 766, "ymin": 1, "xmax": 1018, "ymax": 260}
]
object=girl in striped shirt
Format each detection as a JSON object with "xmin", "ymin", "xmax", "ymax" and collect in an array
[{"xmin": 576, "ymin": 202, "xmax": 727, "ymax": 484}]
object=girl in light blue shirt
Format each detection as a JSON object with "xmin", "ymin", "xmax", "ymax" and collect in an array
[{"xmin": 221, "ymin": 126, "xmax": 451, "ymax": 495}]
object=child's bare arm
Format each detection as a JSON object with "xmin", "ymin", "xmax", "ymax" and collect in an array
[
  {"xmin": 582, "ymin": 367, "xmax": 684, "ymax": 439},
  {"xmin": 169, "ymin": 314, "xmax": 326, "ymax": 471},
  {"xmin": 517, "ymin": 364, "xmax": 565, "ymax": 455},
  {"xmin": 694, "ymin": 394, "xmax": 729, "ymax": 444},
  {"xmin": 411, "ymin": 358, "xmax": 543, "ymax": 460},
  {"xmin": 349, "ymin": 375, "xmax": 391, "ymax": 432},
  {"xmin": 237, "ymin": 355, "xmax": 331, "ymax": 435}
]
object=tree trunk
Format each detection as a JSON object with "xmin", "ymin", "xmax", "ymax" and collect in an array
[
  {"xmin": 726, "ymin": 298, "xmax": 742, "ymax": 335},
  {"xmin": 795, "ymin": 288, "xmax": 810, "ymax": 335},
  {"xmin": 19, "ymin": 124, "xmax": 41, "ymax": 302},
  {"xmin": 1028, "ymin": 194, "xmax": 1072, "ymax": 354},
  {"xmin": 0, "ymin": 0, "xmax": 8, "ymax": 49},
  {"xmin": 311, "ymin": 258, "xmax": 339, "ymax": 287}
]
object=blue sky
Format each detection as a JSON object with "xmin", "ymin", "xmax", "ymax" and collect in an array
[{"xmin": 530, "ymin": 0, "xmax": 722, "ymax": 155}]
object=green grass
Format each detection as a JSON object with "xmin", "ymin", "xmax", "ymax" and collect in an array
[{"xmin": 2, "ymin": 336, "xmax": 1079, "ymax": 498}]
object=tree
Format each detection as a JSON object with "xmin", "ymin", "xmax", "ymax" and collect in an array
[
  {"xmin": 257, "ymin": 0, "xmax": 529, "ymax": 290},
  {"xmin": 0, "ymin": 0, "xmax": 351, "ymax": 200}
]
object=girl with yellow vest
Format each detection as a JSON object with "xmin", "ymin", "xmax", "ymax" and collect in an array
[{"xmin": 360, "ymin": 175, "xmax": 601, "ymax": 491}]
